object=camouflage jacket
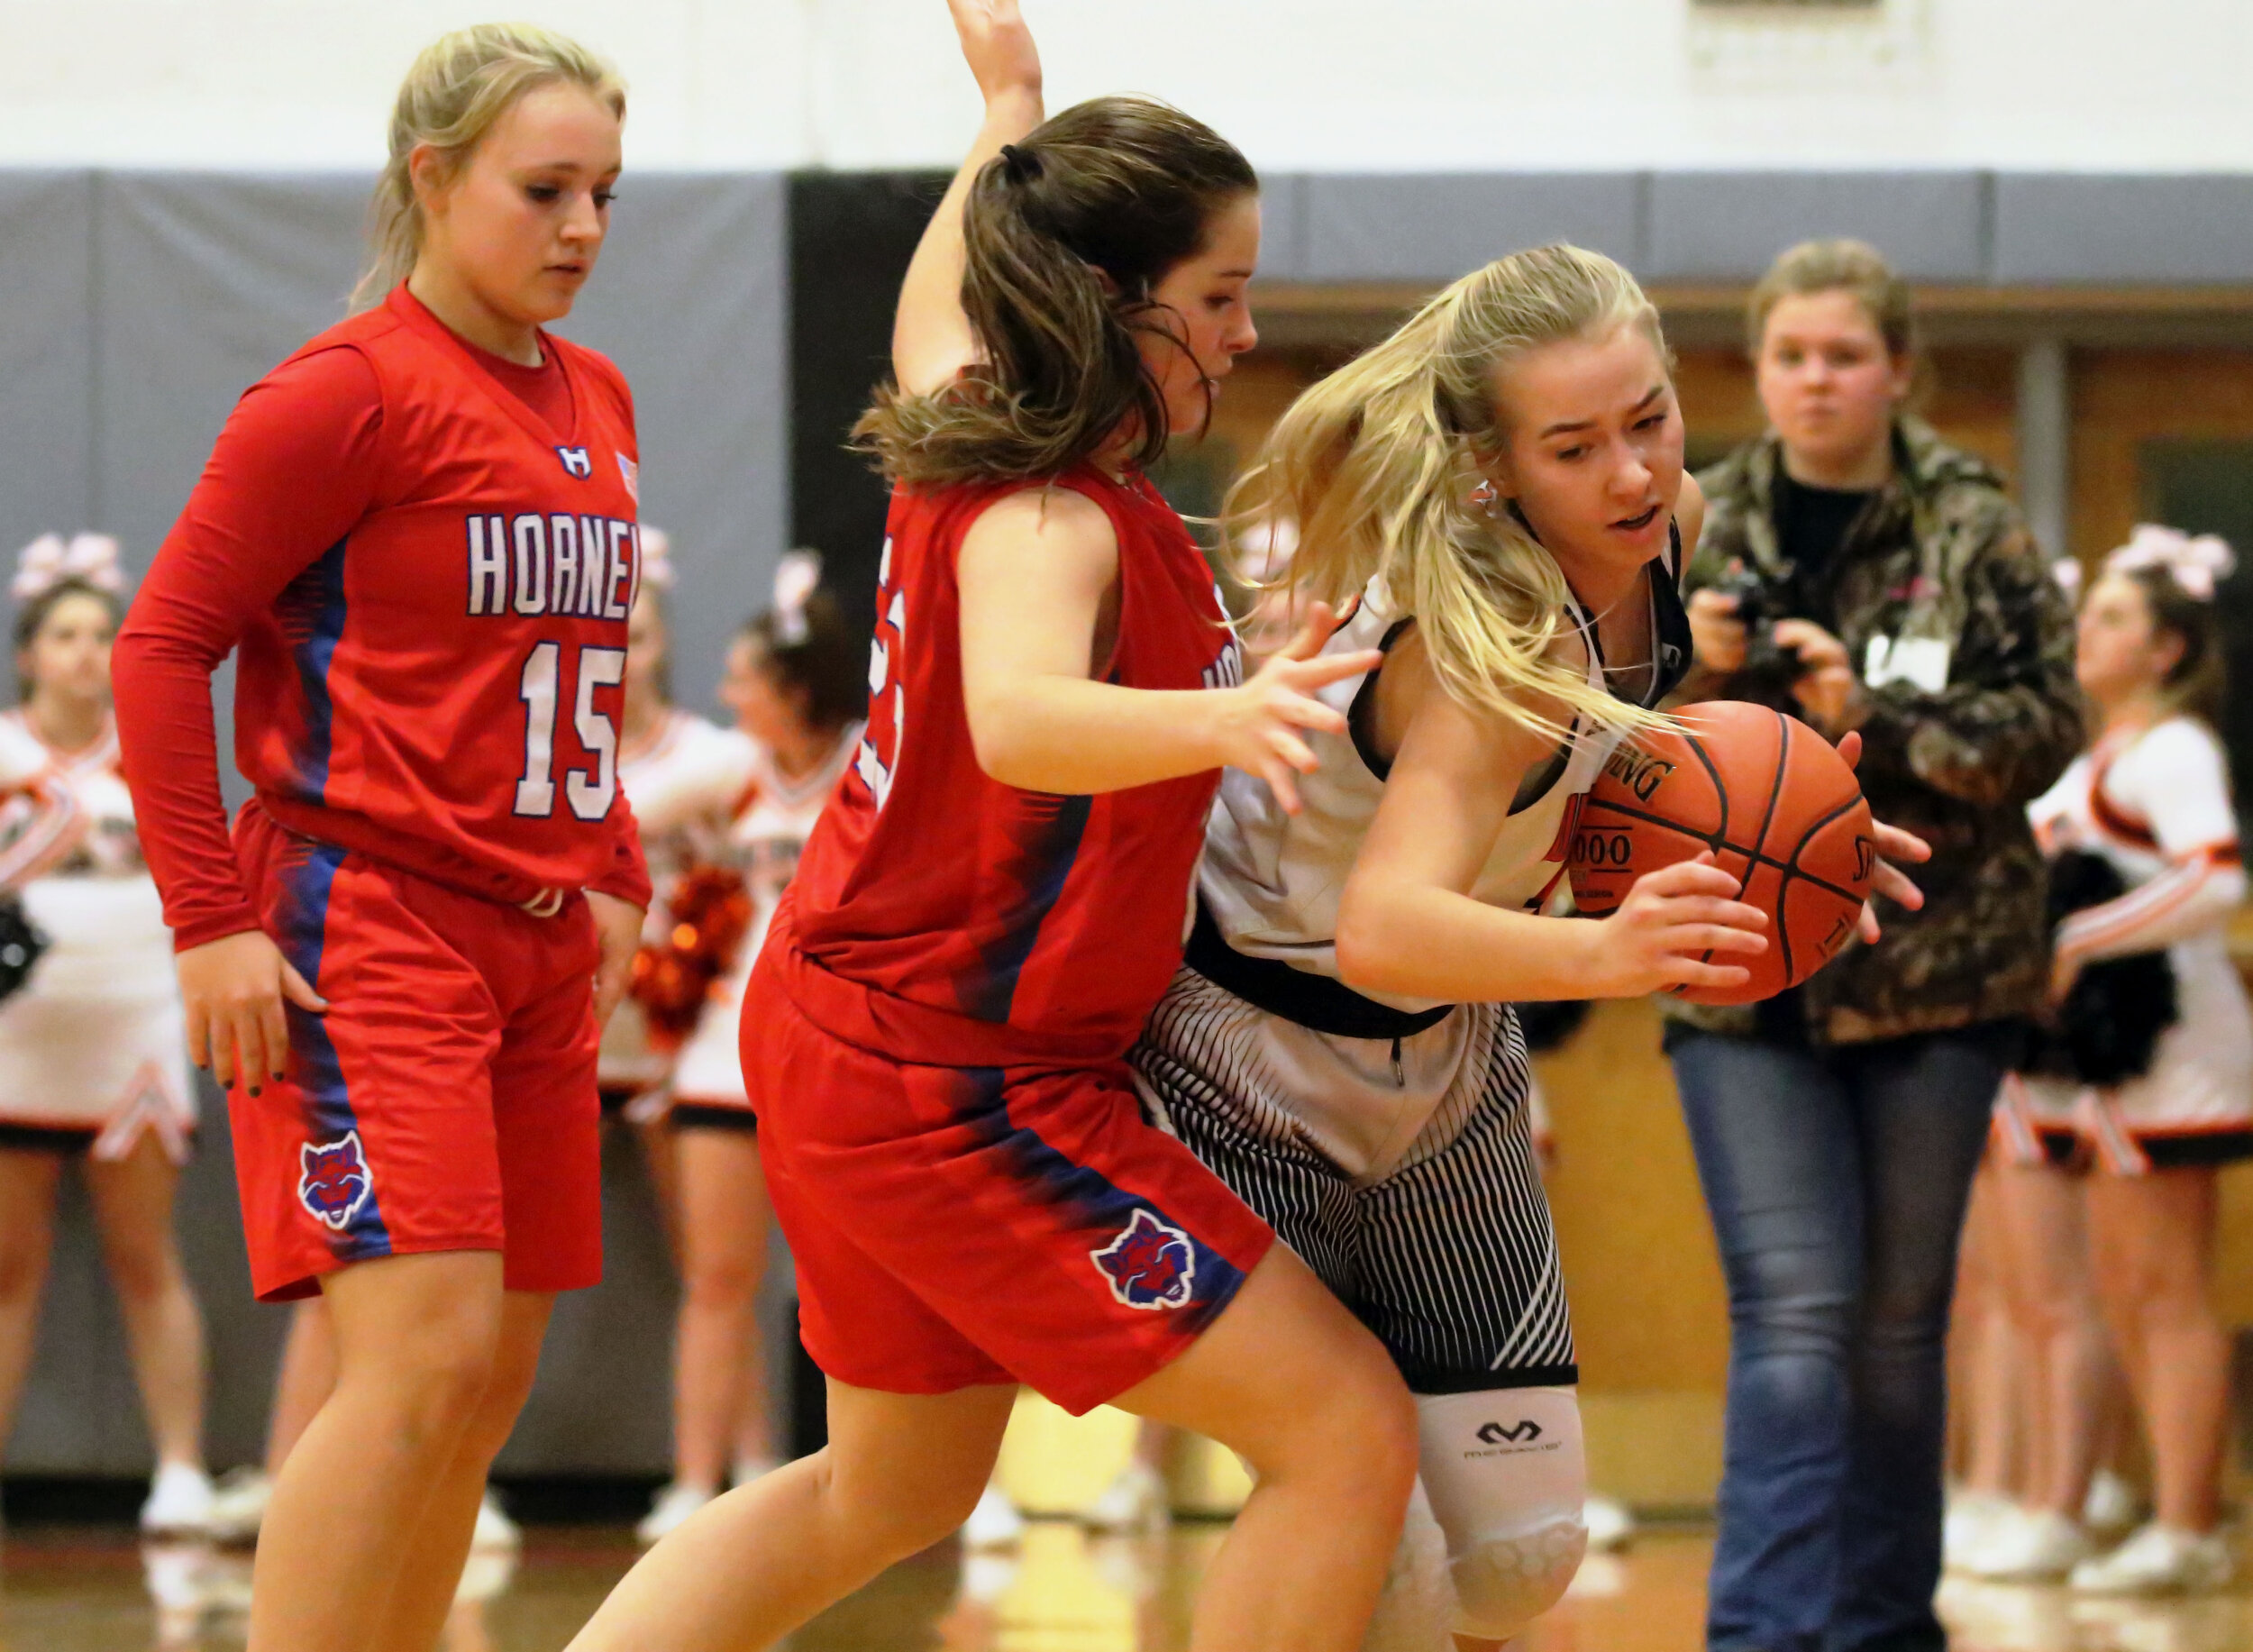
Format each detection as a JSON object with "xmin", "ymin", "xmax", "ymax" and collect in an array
[{"xmin": 1666, "ymin": 418, "xmax": 2081, "ymax": 1045}]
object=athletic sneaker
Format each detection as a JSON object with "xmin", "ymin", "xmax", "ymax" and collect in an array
[
  {"xmin": 962, "ymin": 1485, "xmax": 1025, "ymax": 1549},
  {"xmin": 2069, "ymin": 1522, "xmax": 2235, "ymax": 1594},
  {"xmin": 470, "ymin": 1488, "xmax": 521, "ymax": 1551},
  {"xmin": 1960, "ymin": 1507, "xmax": 2092, "ymax": 1581},
  {"xmin": 636, "ymin": 1481, "xmax": 716, "ymax": 1546},
  {"xmin": 1943, "ymin": 1490, "xmax": 2015, "ymax": 1573},
  {"xmin": 1583, "ymin": 1493, "xmax": 1636, "ymax": 1553},
  {"xmin": 139, "ymin": 1463, "xmax": 215, "ymax": 1537},
  {"xmin": 205, "ymin": 1467, "xmax": 273, "ymax": 1547},
  {"xmin": 1082, "ymin": 1462, "xmax": 1168, "ymax": 1534},
  {"xmin": 2082, "ymin": 1467, "xmax": 2139, "ymax": 1534}
]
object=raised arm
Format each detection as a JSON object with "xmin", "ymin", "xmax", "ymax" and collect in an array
[
  {"xmin": 892, "ymin": 0, "xmax": 1045, "ymax": 396},
  {"xmin": 956, "ymin": 488, "xmax": 1379, "ymax": 809}
]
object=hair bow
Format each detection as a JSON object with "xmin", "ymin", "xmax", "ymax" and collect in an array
[
  {"xmin": 2105, "ymin": 524, "xmax": 2236, "ymax": 600},
  {"xmin": 14, "ymin": 533, "xmax": 125, "ymax": 603},
  {"xmin": 773, "ymin": 549, "xmax": 823, "ymax": 645},
  {"xmin": 639, "ymin": 526, "xmax": 675, "ymax": 591},
  {"xmin": 2049, "ymin": 558, "xmax": 2084, "ymax": 601}
]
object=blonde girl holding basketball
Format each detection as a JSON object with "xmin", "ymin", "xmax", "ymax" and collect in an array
[{"xmin": 1133, "ymin": 245, "xmax": 1927, "ymax": 1650}]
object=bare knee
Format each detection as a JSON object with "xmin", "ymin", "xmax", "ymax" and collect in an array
[
  {"xmin": 0, "ymin": 1229, "xmax": 51, "ymax": 1303},
  {"xmin": 682, "ymin": 1249, "xmax": 761, "ymax": 1312},
  {"xmin": 816, "ymin": 1447, "xmax": 989, "ymax": 1564},
  {"xmin": 1263, "ymin": 1341, "xmax": 1419, "ymax": 1508},
  {"xmin": 100, "ymin": 1230, "xmax": 186, "ymax": 1307},
  {"xmin": 341, "ymin": 1308, "xmax": 501, "ymax": 1455}
]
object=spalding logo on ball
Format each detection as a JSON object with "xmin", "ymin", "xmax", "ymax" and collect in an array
[{"xmin": 1565, "ymin": 700, "xmax": 1875, "ymax": 1006}]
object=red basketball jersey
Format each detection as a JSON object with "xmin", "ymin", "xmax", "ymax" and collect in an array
[
  {"xmin": 778, "ymin": 466, "xmax": 1242, "ymax": 1066},
  {"xmin": 225, "ymin": 291, "xmax": 645, "ymax": 910}
]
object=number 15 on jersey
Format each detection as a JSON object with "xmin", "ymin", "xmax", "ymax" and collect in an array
[{"xmin": 515, "ymin": 641, "xmax": 626, "ymax": 821}]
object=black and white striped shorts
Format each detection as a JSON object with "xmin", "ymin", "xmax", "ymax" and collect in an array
[{"xmin": 1130, "ymin": 967, "xmax": 1575, "ymax": 1394}]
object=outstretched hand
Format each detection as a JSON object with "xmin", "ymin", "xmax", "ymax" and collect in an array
[
  {"xmin": 1834, "ymin": 729, "xmax": 1929, "ymax": 943},
  {"xmin": 1215, "ymin": 601, "xmax": 1381, "ymax": 816},
  {"xmin": 946, "ymin": 0, "xmax": 1042, "ymax": 106}
]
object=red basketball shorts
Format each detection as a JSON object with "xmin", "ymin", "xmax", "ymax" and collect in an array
[
  {"xmin": 743, "ymin": 949, "xmax": 1275, "ymax": 1416},
  {"xmin": 229, "ymin": 804, "xmax": 604, "ymax": 1303}
]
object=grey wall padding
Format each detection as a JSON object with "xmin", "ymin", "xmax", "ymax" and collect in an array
[
  {"xmin": 1993, "ymin": 174, "xmax": 2253, "ymax": 285},
  {"xmin": 0, "ymin": 173, "xmax": 96, "ymax": 570},
  {"xmin": 1277, "ymin": 169, "xmax": 2253, "ymax": 287},
  {"xmin": 1293, "ymin": 173, "xmax": 1645, "ymax": 283},
  {"xmin": 2, "ymin": 168, "xmax": 789, "ymax": 1477},
  {"xmin": 1645, "ymin": 170, "xmax": 1989, "ymax": 283}
]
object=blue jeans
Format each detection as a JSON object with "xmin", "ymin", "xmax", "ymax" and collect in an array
[{"xmin": 1669, "ymin": 1025, "xmax": 2011, "ymax": 1652}]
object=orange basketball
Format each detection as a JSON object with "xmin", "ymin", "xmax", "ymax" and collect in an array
[{"xmin": 1565, "ymin": 701, "xmax": 1875, "ymax": 1006}]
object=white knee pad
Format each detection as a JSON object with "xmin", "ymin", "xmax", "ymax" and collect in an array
[{"xmin": 1416, "ymin": 1386, "xmax": 1589, "ymax": 1641}]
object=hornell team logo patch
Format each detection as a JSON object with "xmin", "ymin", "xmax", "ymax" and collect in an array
[
  {"xmin": 297, "ymin": 1131, "xmax": 373, "ymax": 1231},
  {"xmin": 1090, "ymin": 1209, "xmax": 1197, "ymax": 1310}
]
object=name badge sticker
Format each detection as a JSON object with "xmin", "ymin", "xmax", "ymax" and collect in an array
[{"xmin": 1864, "ymin": 634, "xmax": 1951, "ymax": 694}]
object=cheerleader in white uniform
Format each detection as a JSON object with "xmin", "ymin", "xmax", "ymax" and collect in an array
[
  {"xmin": 0, "ymin": 534, "xmax": 214, "ymax": 1534},
  {"xmin": 637, "ymin": 555, "xmax": 863, "ymax": 1544},
  {"xmin": 1986, "ymin": 530, "xmax": 2250, "ymax": 1593},
  {"xmin": 605, "ymin": 534, "xmax": 759, "ymax": 1130},
  {"xmin": 1131, "ymin": 249, "xmax": 1920, "ymax": 1651}
]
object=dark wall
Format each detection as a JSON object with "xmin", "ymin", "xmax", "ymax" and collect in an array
[{"xmin": 788, "ymin": 172, "xmax": 948, "ymax": 639}]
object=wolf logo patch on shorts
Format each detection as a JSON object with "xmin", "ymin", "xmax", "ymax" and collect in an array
[
  {"xmin": 298, "ymin": 1131, "xmax": 373, "ymax": 1232},
  {"xmin": 1090, "ymin": 1209, "xmax": 1198, "ymax": 1310}
]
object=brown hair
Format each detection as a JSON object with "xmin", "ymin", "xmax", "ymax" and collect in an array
[
  {"xmin": 1747, "ymin": 237, "xmax": 1916, "ymax": 361},
  {"xmin": 853, "ymin": 96, "xmax": 1257, "ymax": 488},
  {"xmin": 14, "ymin": 578, "xmax": 123, "ymax": 702},
  {"xmin": 742, "ymin": 586, "xmax": 865, "ymax": 733},
  {"xmin": 2120, "ymin": 565, "xmax": 2228, "ymax": 726},
  {"xmin": 352, "ymin": 23, "xmax": 626, "ymax": 312}
]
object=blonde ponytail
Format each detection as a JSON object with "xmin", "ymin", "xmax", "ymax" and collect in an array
[
  {"xmin": 1227, "ymin": 244, "xmax": 1673, "ymax": 741},
  {"xmin": 352, "ymin": 23, "xmax": 626, "ymax": 312}
]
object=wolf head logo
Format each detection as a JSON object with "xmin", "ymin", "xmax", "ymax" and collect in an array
[
  {"xmin": 297, "ymin": 1132, "xmax": 373, "ymax": 1232},
  {"xmin": 1090, "ymin": 1209, "xmax": 1197, "ymax": 1311}
]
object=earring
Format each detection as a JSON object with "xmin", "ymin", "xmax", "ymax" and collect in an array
[{"xmin": 1468, "ymin": 479, "xmax": 1500, "ymax": 515}]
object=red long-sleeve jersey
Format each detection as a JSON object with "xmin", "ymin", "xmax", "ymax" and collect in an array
[{"xmin": 114, "ymin": 287, "xmax": 652, "ymax": 952}]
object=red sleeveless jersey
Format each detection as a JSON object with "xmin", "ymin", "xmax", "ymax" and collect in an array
[
  {"xmin": 776, "ymin": 466, "xmax": 1242, "ymax": 1067},
  {"xmin": 212, "ymin": 290, "xmax": 646, "ymax": 910}
]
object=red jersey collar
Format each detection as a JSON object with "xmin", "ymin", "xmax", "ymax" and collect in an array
[{"xmin": 383, "ymin": 285, "xmax": 582, "ymax": 447}]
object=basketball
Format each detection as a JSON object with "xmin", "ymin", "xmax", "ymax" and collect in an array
[{"xmin": 1565, "ymin": 701, "xmax": 1875, "ymax": 1007}]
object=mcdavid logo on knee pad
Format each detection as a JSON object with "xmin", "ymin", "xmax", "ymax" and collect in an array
[
  {"xmin": 1478, "ymin": 1419, "xmax": 1543, "ymax": 1446},
  {"xmin": 298, "ymin": 1132, "xmax": 374, "ymax": 1231},
  {"xmin": 1090, "ymin": 1209, "xmax": 1197, "ymax": 1310}
]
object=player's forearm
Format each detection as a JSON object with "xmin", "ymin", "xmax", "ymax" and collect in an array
[
  {"xmin": 966, "ymin": 674, "xmax": 1227, "ymax": 796},
  {"xmin": 1336, "ymin": 881, "xmax": 1606, "ymax": 1004},
  {"xmin": 112, "ymin": 627, "xmax": 262, "ymax": 949},
  {"xmin": 892, "ymin": 87, "xmax": 1044, "ymax": 396}
]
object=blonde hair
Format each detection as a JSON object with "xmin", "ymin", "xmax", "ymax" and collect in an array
[
  {"xmin": 351, "ymin": 23, "xmax": 626, "ymax": 311},
  {"xmin": 1227, "ymin": 243, "xmax": 1672, "ymax": 739},
  {"xmin": 1747, "ymin": 238, "xmax": 1914, "ymax": 360}
]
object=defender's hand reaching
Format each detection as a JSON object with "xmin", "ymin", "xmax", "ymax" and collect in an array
[{"xmin": 1210, "ymin": 601, "xmax": 1382, "ymax": 816}]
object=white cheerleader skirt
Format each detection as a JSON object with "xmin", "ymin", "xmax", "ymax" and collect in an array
[
  {"xmin": 1997, "ymin": 932, "xmax": 2253, "ymax": 1174},
  {"xmin": 0, "ymin": 879, "xmax": 193, "ymax": 1162},
  {"xmin": 666, "ymin": 952, "xmax": 755, "ymax": 1130}
]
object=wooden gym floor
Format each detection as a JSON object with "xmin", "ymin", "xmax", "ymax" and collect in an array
[{"xmin": 3, "ymin": 1520, "xmax": 2249, "ymax": 1651}]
